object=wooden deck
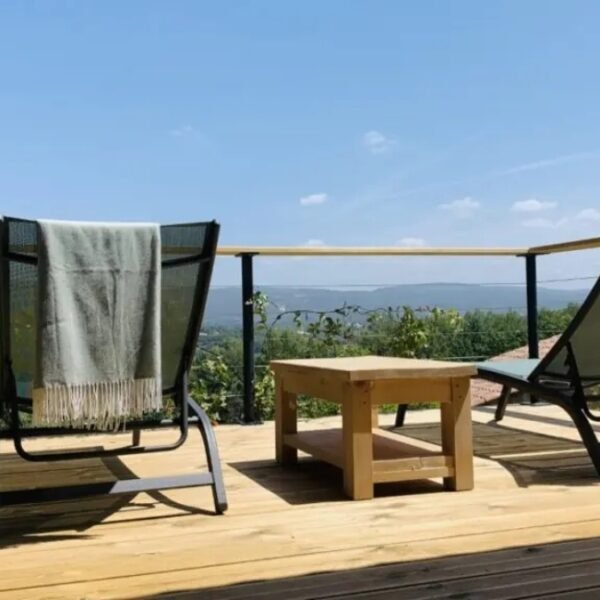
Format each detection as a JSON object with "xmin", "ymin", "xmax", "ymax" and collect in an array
[{"xmin": 2, "ymin": 404, "xmax": 600, "ymax": 599}]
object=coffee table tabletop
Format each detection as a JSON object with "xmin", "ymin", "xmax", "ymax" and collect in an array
[{"xmin": 271, "ymin": 356, "xmax": 476, "ymax": 380}]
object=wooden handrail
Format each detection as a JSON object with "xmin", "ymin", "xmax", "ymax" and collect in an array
[
  {"xmin": 216, "ymin": 246, "xmax": 528, "ymax": 257},
  {"xmin": 528, "ymin": 237, "xmax": 600, "ymax": 256},
  {"xmin": 217, "ymin": 235, "xmax": 600, "ymax": 257},
  {"xmin": 10, "ymin": 239, "xmax": 600, "ymax": 258}
]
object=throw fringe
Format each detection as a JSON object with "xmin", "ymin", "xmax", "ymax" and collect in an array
[{"xmin": 32, "ymin": 378, "xmax": 163, "ymax": 431}]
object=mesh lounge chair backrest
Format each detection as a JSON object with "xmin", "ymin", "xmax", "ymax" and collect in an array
[
  {"xmin": 533, "ymin": 276, "xmax": 600, "ymax": 383},
  {"xmin": 0, "ymin": 217, "xmax": 219, "ymax": 410}
]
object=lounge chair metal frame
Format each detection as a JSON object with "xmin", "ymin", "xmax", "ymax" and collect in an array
[
  {"xmin": 0, "ymin": 217, "xmax": 227, "ymax": 513},
  {"xmin": 479, "ymin": 276, "xmax": 600, "ymax": 475}
]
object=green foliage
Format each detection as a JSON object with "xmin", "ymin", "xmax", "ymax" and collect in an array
[
  {"xmin": 189, "ymin": 353, "xmax": 239, "ymax": 422},
  {"xmin": 188, "ymin": 292, "xmax": 580, "ymax": 424},
  {"xmin": 538, "ymin": 303, "xmax": 579, "ymax": 337},
  {"xmin": 459, "ymin": 310, "xmax": 528, "ymax": 359},
  {"xmin": 255, "ymin": 300, "xmax": 367, "ymax": 419},
  {"xmin": 361, "ymin": 306, "xmax": 427, "ymax": 357},
  {"xmin": 254, "ymin": 367, "xmax": 276, "ymax": 420}
]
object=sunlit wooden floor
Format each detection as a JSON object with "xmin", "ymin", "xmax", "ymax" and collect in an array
[{"xmin": 2, "ymin": 403, "xmax": 600, "ymax": 599}]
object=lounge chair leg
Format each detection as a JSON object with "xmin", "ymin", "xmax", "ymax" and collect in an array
[
  {"xmin": 495, "ymin": 385, "xmax": 512, "ymax": 422},
  {"xmin": 395, "ymin": 404, "xmax": 408, "ymax": 427},
  {"xmin": 562, "ymin": 404, "xmax": 600, "ymax": 476},
  {"xmin": 187, "ymin": 396, "xmax": 228, "ymax": 514},
  {"xmin": 131, "ymin": 429, "xmax": 141, "ymax": 446}
]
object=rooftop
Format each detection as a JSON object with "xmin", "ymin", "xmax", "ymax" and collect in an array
[{"xmin": 2, "ymin": 405, "xmax": 600, "ymax": 599}]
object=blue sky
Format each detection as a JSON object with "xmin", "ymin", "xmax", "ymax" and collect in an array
[{"xmin": 1, "ymin": 1, "xmax": 599, "ymax": 286}]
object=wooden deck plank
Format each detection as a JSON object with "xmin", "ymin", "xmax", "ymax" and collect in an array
[
  {"xmin": 1, "ymin": 406, "xmax": 600, "ymax": 599},
  {"xmin": 4, "ymin": 520, "xmax": 600, "ymax": 599},
  {"xmin": 149, "ymin": 537, "xmax": 600, "ymax": 599}
]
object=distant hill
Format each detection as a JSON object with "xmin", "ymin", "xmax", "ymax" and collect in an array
[{"xmin": 203, "ymin": 283, "xmax": 588, "ymax": 327}]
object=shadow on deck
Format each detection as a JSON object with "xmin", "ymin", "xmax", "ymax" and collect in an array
[
  {"xmin": 143, "ymin": 536, "xmax": 600, "ymax": 599},
  {"xmin": 0, "ymin": 452, "xmax": 212, "ymax": 549},
  {"xmin": 392, "ymin": 420, "xmax": 597, "ymax": 488}
]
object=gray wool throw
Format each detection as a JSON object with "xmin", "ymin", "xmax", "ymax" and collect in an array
[{"xmin": 32, "ymin": 220, "xmax": 162, "ymax": 429}]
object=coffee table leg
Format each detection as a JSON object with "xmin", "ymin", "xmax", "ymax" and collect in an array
[
  {"xmin": 441, "ymin": 377, "xmax": 474, "ymax": 491},
  {"xmin": 342, "ymin": 383, "xmax": 374, "ymax": 500},
  {"xmin": 275, "ymin": 375, "xmax": 298, "ymax": 465},
  {"xmin": 371, "ymin": 406, "xmax": 379, "ymax": 428}
]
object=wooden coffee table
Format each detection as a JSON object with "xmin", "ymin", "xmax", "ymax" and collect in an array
[{"xmin": 270, "ymin": 356, "xmax": 476, "ymax": 500}]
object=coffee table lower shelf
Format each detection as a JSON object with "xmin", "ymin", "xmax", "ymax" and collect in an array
[{"xmin": 284, "ymin": 429, "xmax": 454, "ymax": 484}]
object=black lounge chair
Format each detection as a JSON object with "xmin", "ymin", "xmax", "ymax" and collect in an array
[
  {"xmin": 478, "ymin": 276, "xmax": 600, "ymax": 475},
  {"xmin": 0, "ymin": 217, "xmax": 227, "ymax": 513}
]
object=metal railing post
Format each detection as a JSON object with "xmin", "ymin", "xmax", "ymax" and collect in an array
[
  {"xmin": 525, "ymin": 254, "xmax": 539, "ymax": 359},
  {"xmin": 239, "ymin": 253, "xmax": 258, "ymax": 423}
]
